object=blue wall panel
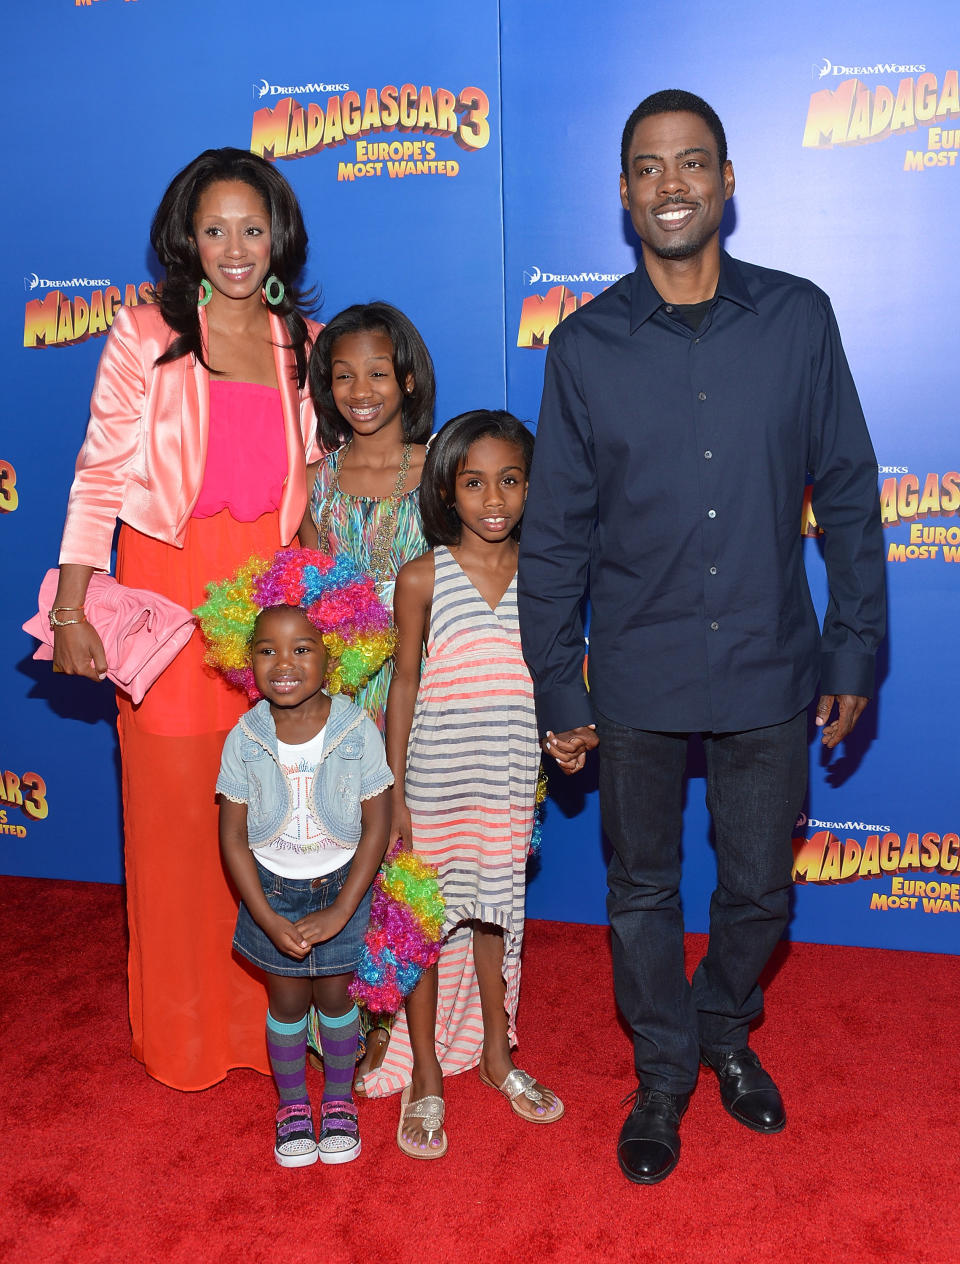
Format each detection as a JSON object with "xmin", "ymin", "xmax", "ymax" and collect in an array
[{"xmin": 4, "ymin": 0, "xmax": 957, "ymax": 952}]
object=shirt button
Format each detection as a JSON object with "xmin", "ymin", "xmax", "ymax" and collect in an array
[
  {"xmin": 707, "ymin": 509, "xmax": 717, "ymax": 518},
  {"xmin": 694, "ymin": 337, "xmax": 700, "ymax": 344},
  {"xmin": 709, "ymin": 565, "xmax": 717, "ymax": 575},
  {"xmin": 698, "ymin": 391, "xmax": 707, "ymax": 401},
  {"xmin": 704, "ymin": 450, "xmax": 712, "ymax": 459},
  {"xmin": 710, "ymin": 621, "xmax": 719, "ymax": 631},
  {"xmin": 665, "ymin": 304, "xmax": 674, "ymax": 313}
]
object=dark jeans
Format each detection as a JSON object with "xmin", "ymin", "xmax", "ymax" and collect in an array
[{"xmin": 597, "ymin": 709, "xmax": 807, "ymax": 1094}]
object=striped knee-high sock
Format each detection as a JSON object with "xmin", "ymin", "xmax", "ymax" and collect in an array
[
  {"xmin": 316, "ymin": 1005, "xmax": 360, "ymax": 1102},
  {"xmin": 266, "ymin": 1011, "xmax": 309, "ymax": 1105}
]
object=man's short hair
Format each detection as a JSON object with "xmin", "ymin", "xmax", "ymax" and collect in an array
[{"xmin": 620, "ymin": 90, "xmax": 728, "ymax": 176}]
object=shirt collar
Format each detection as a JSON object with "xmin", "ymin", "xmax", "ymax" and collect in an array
[
  {"xmin": 629, "ymin": 250, "xmax": 759, "ymax": 331},
  {"xmin": 243, "ymin": 692, "xmax": 353, "ymax": 746}
]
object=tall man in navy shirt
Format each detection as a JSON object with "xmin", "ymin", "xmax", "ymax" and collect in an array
[{"xmin": 517, "ymin": 90, "xmax": 885, "ymax": 1185}]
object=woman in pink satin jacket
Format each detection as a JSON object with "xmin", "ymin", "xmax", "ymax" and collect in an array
[{"xmin": 51, "ymin": 148, "xmax": 323, "ymax": 1091}]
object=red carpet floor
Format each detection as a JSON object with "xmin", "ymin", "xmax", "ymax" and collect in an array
[{"xmin": 1, "ymin": 875, "xmax": 957, "ymax": 1264}]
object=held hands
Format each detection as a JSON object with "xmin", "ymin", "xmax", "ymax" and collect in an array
[
  {"xmin": 263, "ymin": 908, "xmax": 348, "ymax": 959},
  {"xmin": 542, "ymin": 725, "xmax": 599, "ymax": 775},
  {"xmin": 815, "ymin": 694, "xmax": 869, "ymax": 749},
  {"xmin": 266, "ymin": 915, "xmax": 312, "ymax": 960},
  {"xmin": 294, "ymin": 905, "xmax": 349, "ymax": 949},
  {"xmin": 52, "ymin": 621, "xmax": 109, "ymax": 682}
]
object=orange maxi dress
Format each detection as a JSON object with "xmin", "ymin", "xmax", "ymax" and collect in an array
[{"xmin": 115, "ymin": 381, "xmax": 287, "ymax": 1090}]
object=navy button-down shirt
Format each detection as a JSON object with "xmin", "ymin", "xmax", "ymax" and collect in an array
[{"xmin": 517, "ymin": 252, "xmax": 886, "ymax": 735}]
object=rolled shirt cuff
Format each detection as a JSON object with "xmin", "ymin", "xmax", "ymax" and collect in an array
[
  {"xmin": 533, "ymin": 685, "xmax": 595, "ymax": 739},
  {"xmin": 818, "ymin": 650, "xmax": 876, "ymax": 700}
]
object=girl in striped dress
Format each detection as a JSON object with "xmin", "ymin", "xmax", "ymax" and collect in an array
[{"xmin": 364, "ymin": 410, "xmax": 564, "ymax": 1157}]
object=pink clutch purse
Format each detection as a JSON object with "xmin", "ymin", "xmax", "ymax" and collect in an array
[{"xmin": 24, "ymin": 569, "xmax": 196, "ymax": 703}]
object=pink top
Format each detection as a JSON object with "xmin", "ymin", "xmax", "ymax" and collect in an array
[
  {"xmin": 59, "ymin": 304, "xmax": 322, "ymax": 571},
  {"xmin": 192, "ymin": 380, "xmax": 286, "ymax": 521}
]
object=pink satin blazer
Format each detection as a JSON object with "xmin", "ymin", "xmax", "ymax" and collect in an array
[{"xmin": 59, "ymin": 301, "xmax": 321, "ymax": 572}]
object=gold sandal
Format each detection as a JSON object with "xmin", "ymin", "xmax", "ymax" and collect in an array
[
  {"xmin": 396, "ymin": 1084, "xmax": 448, "ymax": 1159},
  {"xmin": 478, "ymin": 1067, "xmax": 565, "ymax": 1123}
]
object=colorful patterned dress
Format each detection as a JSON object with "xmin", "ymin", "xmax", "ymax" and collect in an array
[
  {"xmin": 308, "ymin": 446, "xmax": 427, "ymax": 731},
  {"xmin": 360, "ymin": 546, "xmax": 540, "ymax": 1096}
]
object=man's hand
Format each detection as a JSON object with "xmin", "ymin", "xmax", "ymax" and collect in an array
[
  {"xmin": 542, "ymin": 725, "xmax": 599, "ymax": 775},
  {"xmin": 815, "ymin": 695, "xmax": 869, "ymax": 749}
]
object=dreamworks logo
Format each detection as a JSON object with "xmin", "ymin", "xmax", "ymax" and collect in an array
[
  {"xmin": 23, "ymin": 272, "xmax": 111, "ymax": 291},
  {"xmin": 795, "ymin": 812, "xmax": 892, "ymax": 833},
  {"xmin": 523, "ymin": 266, "xmax": 623, "ymax": 286},
  {"xmin": 812, "ymin": 57, "xmax": 927, "ymax": 80},
  {"xmin": 252, "ymin": 78, "xmax": 350, "ymax": 99}
]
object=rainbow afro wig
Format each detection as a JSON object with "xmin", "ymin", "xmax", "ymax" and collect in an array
[{"xmin": 195, "ymin": 547, "xmax": 396, "ymax": 701}]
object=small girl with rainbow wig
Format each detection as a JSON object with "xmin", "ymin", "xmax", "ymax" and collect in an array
[{"xmin": 196, "ymin": 547, "xmax": 395, "ymax": 1168}]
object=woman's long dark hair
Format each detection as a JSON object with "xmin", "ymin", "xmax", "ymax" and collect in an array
[
  {"xmin": 150, "ymin": 147, "xmax": 314, "ymax": 385},
  {"xmin": 308, "ymin": 302, "xmax": 435, "ymax": 449},
  {"xmin": 420, "ymin": 410, "xmax": 534, "ymax": 547}
]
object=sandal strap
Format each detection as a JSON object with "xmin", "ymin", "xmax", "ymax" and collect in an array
[
  {"xmin": 403, "ymin": 1093, "xmax": 445, "ymax": 1131},
  {"xmin": 499, "ymin": 1068, "xmax": 544, "ymax": 1105}
]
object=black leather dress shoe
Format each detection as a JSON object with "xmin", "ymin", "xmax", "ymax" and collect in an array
[
  {"xmin": 700, "ymin": 1046, "xmax": 786, "ymax": 1133},
  {"xmin": 617, "ymin": 1087, "xmax": 690, "ymax": 1184}
]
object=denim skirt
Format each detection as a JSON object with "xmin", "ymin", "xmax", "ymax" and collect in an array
[{"xmin": 233, "ymin": 857, "xmax": 373, "ymax": 978}]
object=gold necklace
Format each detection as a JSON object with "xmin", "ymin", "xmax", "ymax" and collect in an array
[{"xmin": 317, "ymin": 441, "xmax": 412, "ymax": 587}]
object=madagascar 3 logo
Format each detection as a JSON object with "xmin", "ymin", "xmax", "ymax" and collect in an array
[
  {"xmin": 880, "ymin": 470, "xmax": 960, "ymax": 563},
  {"xmin": 0, "ymin": 769, "xmax": 48, "ymax": 838},
  {"xmin": 516, "ymin": 270, "xmax": 625, "ymax": 348},
  {"xmin": 517, "ymin": 286, "xmax": 600, "ymax": 349},
  {"xmin": 793, "ymin": 823, "xmax": 960, "ymax": 915},
  {"xmin": 250, "ymin": 83, "xmax": 491, "ymax": 182},
  {"xmin": 23, "ymin": 280, "xmax": 157, "ymax": 349},
  {"xmin": 799, "ymin": 469, "xmax": 960, "ymax": 562},
  {"xmin": 802, "ymin": 68, "xmax": 960, "ymax": 169},
  {"xmin": 0, "ymin": 460, "xmax": 17, "ymax": 513}
]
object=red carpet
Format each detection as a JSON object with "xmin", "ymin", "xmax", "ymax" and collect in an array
[{"xmin": 1, "ymin": 875, "xmax": 957, "ymax": 1264}]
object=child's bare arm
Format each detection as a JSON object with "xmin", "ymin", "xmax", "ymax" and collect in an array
[
  {"xmin": 219, "ymin": 797, "xmax": 310, "ymax": 958},
  {"xmin": 386, "ymin": 554, "xmax": 433, "ymax": 848}
]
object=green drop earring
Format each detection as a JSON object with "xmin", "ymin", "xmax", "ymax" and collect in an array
[
  {"xmin": 263, "ymin": 275, "xmax": 285, "ymax": 306},
  {"xmin": 198, "ymin": 279, "xmax": 213, "ymax": 307}
]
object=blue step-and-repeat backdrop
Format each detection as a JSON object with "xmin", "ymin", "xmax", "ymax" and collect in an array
[{"xmin": 4, "ymin": 0, "xmax": 957, "ymax": 954}]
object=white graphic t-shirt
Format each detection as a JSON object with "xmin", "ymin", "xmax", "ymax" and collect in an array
[{"xmin": 255, "ymin": 727, "xmax": 353, "ymax": 878}]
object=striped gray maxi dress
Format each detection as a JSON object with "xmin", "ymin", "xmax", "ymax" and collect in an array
[{"xmin": 360, "ymin": 545, "xmax": 540, "ymax": 1096}]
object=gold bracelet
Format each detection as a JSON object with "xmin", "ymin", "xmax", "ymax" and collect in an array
[{"xmin": 49, "ymin": 609, "xmax": 87, "ymax": 629}]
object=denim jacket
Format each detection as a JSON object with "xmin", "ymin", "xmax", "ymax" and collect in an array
[{"xmin": 216, "ymin": 695, "xmax": 393, "ymax": 851}]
